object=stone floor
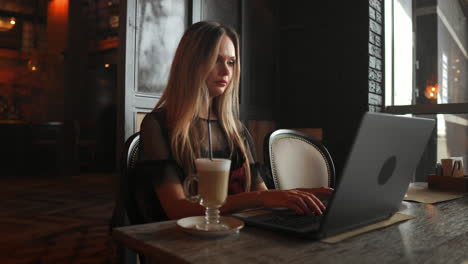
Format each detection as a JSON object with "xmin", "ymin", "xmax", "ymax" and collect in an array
[{"xmin": 0, "ymin": 173, "xmax": 119, "ymax": 264}]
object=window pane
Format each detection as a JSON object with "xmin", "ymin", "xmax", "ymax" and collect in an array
[
  {"xmin": 436, "ymin": 113, "xmax": 468, "ymax": 173},
  {"xmin": 414, "ymin": 0, "xmax": 467, "ymax": 105},
  {"xmin": 394, "ymin": 0, "xmax": 413, "ymax": 105},
  {"xmin": 413, "ymin": 113, "xmax": 468, "ymax": 180},
  {"xmin": 136, "ymin": 0, "xmax": 188, "ymax": 95}
]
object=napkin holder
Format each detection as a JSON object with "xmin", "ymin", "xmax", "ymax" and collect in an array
[{"xmin": 427, "ymin": 175, "xmax": 468, "ymax": 192}]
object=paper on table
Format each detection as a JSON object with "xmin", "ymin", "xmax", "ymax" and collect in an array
[
  {"xmin": 320, "ymin": 213, "xmax": 415, "ymax": 244},
  {"xmin": 404, "ymin": 183, "xmax": 466, "ymax": 204}
]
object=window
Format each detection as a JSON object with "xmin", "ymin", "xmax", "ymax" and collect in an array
[{"xmin": 385, "ymin": 0, "xmax": 468, "ymax": 179}]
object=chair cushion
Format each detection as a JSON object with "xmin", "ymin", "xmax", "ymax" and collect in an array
[{"xmin": 271, "ymin": 137, "xmax": 330, "ymax": 189}]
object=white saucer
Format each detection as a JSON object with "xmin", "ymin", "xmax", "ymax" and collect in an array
[{"xmin": 176, "ymin": 216, "xmax": 244, "ymax": 238}]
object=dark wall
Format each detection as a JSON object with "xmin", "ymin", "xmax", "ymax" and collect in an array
[
  {"xmin": 241, "ymin": 0, "xmax": 278, "ymax": 120},
  {"xmin": 327, "ymin": 1, "xmax": 371, "ymax": 176},
  {"xmin": 198, "ymin": 0, "xmax": 377, "ymax": 178},
  {"xmin": 277, "ymin": 1, "xmax": 329, "ymax": 128},
  {"xmin": 66, "ymin": 0, "xmax": 118, "ymax": 172},
  {"xmin": 273, "ymin": 1, "xmax": 370, "ymax": 176},
  {"xmin": 235, "ymin": 0, "xmax": 375, "ymax": 177}
]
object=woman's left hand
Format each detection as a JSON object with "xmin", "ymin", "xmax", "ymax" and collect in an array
[
  {"xmin": 294, "ymin": 187, "xmax": 334, "ymax": 197},
  {"xmin": 258, "ymin": 188, "xmax": 329, "ymax": 215}
]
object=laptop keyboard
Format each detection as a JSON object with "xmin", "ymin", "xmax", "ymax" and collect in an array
[
  {"xmin": 251, "ymin": 211, "xmax": 323, "ymax": 229},
  {"xmin": 240, "ymin": 198, "xmax": 329, "ymax": 231}
]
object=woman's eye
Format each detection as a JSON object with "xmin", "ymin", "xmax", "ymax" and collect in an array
[{"xmin": 216, "ymin": 57, "xmax": 235, "ymax": 66}]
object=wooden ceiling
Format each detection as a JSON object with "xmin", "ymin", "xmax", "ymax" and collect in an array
[
  {"xmin": 0, "ymin": 0, "xmax": 36, "ymax": 14},
  {"xmin": 0, "ymin": 0, "xmax": 47, "ymax": 25}
]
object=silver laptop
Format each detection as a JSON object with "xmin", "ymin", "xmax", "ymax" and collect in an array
[{"xmin": 233, "ymin": 112, "xmax": 435, "ymax": 239}]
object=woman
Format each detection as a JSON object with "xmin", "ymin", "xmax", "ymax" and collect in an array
[{"xmin": 139, "ymin": 21, "xmax": 333, "ymax": 222}]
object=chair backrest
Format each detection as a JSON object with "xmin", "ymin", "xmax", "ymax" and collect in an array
[
  {"xmin": 111, "ymin": 132, "xmax": 142, "ymax": 264},
  {"xmin": 120, "ymin": 132, "xmax": 141, "ymax": 225},
  {"xmin": 264, "ymin": 129, "xmax": 335, "ymax": 190},
  {"xmin": 125, "ymin": 132, "xmax": 141, "ymax": 172}
]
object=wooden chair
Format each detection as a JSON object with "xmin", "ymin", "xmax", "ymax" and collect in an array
[
  {"xmin": 75, "ymin": 121, "xmax": 98, "ymax": 171},
  {"xmin": 110, "ymin": 132, "xmax": 141, "ymax": 264},
  {"xmin": 264, "ymin": 129, "xmax": 335, "ymax": 190},
  {"xmin": 30, "ymin": 122, "xmax": 65, "ymax": 176}
]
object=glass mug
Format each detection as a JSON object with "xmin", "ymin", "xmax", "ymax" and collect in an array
[{"xmin": 183, "ymin": 158, "xmax": 231, "ymax": 231}]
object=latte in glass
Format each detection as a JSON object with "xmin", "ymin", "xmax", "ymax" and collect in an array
[{"xmin": 196, "ymin": 158, "xmax": 231, "ymax": 208}]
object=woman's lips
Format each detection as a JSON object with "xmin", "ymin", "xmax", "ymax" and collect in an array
[{"xmin": 215, "ymin": 80, "xmax": 228, "ymax": 86}]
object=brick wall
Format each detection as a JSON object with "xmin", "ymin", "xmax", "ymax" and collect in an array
[{"xmin": 369, "ymin": 0, "xmax": 384, "ymax": 112}]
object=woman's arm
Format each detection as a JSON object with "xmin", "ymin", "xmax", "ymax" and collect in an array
[{"xmin": 156, "ymin": 181, "xmax": 333, "ymax": 220}]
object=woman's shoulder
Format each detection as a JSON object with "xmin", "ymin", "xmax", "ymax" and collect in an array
[
  {"xmin": 141, "ymin": 108, "xmax": 168, "ymax": 132},
  {"xmin": 143, "ymin": 108, "xmax": 167, "ymax": 122}
]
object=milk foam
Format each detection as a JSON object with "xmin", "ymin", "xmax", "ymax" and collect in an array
[{"xmin": 195, "ymin": 158, "xmax": 231, "ymax": 171}]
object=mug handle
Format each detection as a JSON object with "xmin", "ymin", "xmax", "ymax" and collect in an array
[
  {"xmin": 452, "ymin": 161, "xmax": 463, "ymax": 177},
  {"xmin": 183, "ymin": 174, "xmax": 201, "ymax": 203}
]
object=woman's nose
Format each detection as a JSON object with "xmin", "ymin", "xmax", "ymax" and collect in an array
[{"xmin": 218, "ymin": 62, "xmax": 229, "ymax": 76}]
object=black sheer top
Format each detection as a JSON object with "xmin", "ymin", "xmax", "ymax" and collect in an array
[{"xmin": 135, "ymin": 108, "xmax": 264, "ymax": 222}]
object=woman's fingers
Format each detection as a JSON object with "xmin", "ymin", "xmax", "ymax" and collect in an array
[
  {"xmin": 259, "ymin": 189, "xmax": 330, "ymax": 215},
  {"xmin": 286, "ymin": 200, "xmax": 305, "ymax": 215},
  {"xmin": 321, "ymin": 187, "xmax": 334, "ymax": 196},
  {"xmin": 289, "ymin": 195, "xmax": 314, "ymax": 215},
  {"xmin": 316, "ymin": 188, "xmax": 333, "ymax": 197},
  {"xmin": 292, "ymin": 190, "xmax": 325, "ymax": 206},
  {"xmin": 301, "ymin": 195, "xmax": 324, "ymax": 214},
  {"xmin": 307, "ymin": 193, "xmax": 326, "ymax": 210},
  {"xmin": 296, "ymin": 187, "xmax": 334, "ymax": 196},
  {"xmin": 288, "ymin": 192, "xmax": 323, "ymax": 215}
]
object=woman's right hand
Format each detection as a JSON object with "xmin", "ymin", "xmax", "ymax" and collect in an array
[{"xmin": 257, "ymin": 189, "xmax": 327, "ymax": 216}]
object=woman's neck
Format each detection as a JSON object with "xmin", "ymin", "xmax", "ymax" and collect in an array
[{"xmin": 198, "ymin": 99, "xmax": 218, "ymax": 120}]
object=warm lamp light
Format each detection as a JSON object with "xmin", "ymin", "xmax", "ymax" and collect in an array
[
  {"xmin": 104, "ymin": 63, "xmax": 110, "ymax": 68},
  {"xmin": 424, "ymin": 83, "xmax": 439, "ymax": 100},
  {"xmin": 27, "ymin": 57, "xmax": 40, "ymax": 72},
  {"xmin": 0, "ymin": 17, "xmax": 16, "ymax": 31}
]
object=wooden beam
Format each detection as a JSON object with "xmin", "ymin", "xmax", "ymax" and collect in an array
[
  {"xmin": 0, "ymin": 48, "xmax": 20, "ymax": 59},
  {"xmin": 96, "ymin": 37, "xmax": 119, "ymax": 51},
  {"xmin": 0, "ymin": 10, "xmax": 47, "ymax": 24},
  {"xmin": 385, "ymin": 103, "xmax": 468, "ymax": 115}
]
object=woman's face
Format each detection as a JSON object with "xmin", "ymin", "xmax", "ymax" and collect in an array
[{"xmin": 205, "ymin": 35, "xmax": 236, "ymax": 97}]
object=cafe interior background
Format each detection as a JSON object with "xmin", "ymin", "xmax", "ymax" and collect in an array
[{"xmin": 0, "ymin": 0, "xmax": 467, "ymax": 263}]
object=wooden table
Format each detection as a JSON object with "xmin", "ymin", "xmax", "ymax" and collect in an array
[{"xmin": 113, "ymin": 197, "xmax": 468, "ymax": 264}]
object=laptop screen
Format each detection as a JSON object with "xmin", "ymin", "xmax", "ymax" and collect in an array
[{"xmin": 319, "ymin": 112, "xmax": 435, "ymax": 237}]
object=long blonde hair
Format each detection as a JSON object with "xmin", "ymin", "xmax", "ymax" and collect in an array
[{"xmin": 154, "ymin": 21, "xmax": 251, "ymax": 191}]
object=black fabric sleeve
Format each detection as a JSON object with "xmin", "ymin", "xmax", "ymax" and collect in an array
[
  {"xmin": 131, "ymin": 160, "xmax": 184, "ymax": 223},
  {"xmin": 134, "ymin": 112, "xmax": 187, "ymax": 223},
  {"xmin": 240, "ymin": 124, "xmax": 269, "ymax": 188},
  {"xmin": 140, "ymin": 113, "xmax": 186, "ymax": 185}
]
